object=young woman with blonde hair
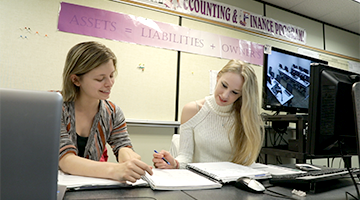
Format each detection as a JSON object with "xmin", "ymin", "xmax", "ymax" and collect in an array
[{"xmin": 153, "ymin": 59, "xmax": 264, "ymax": 169}]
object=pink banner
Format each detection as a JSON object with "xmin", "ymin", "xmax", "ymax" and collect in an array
[
  {"xmin": 58, "ymin": 2, "xmax": 263, "ymax": 65},
  {"xmin": 131, "ymin": 0, "xmax": 306, "ymax": 44}
]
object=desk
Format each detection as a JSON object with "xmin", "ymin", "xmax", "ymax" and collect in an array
[
  {"xmin": 64, "ymin": 186, "xmax": 193, "ymax": 200},
  {"xmin": 185, "ymin": 180, "xmax": 358, "ymax": 200},
  {"xmin": 64, "ymin": 178, "xmax": 359, "ymax": 200},
  {"xmin": 279, "ymin": 69, "xmax": 309, "ymax": 97}
]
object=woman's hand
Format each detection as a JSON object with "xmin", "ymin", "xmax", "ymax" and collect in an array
[
  {"xmin": 110, "ymin": 158, "xmax": 153, "ymax": 183},
  {"xmin": 59, "ymin": 153, "xmax": 153, "ymax": 183},
  {"xmin": 152, "ymin": 150, "xmax": 177, "ymax": 169},
  {"xmin": 114, "ymin": 147, "xmax": 153, "ymax": 183}
]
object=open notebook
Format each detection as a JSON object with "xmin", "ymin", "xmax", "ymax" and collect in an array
[
  {"xmin": 58, "ymin": 169, "xmax": 221, "ymax": 191},
  {"xmin": 186, "ymin": 162, "xmax": 272, "ymax": 184},
  {"xmin": 142, "ymin": 169, "xmax": 222, "ymax": 190}
]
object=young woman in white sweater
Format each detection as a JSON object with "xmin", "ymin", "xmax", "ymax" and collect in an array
[{"xmin": 153, "ymin": 59, "xmax": 264, "ymax": 169}]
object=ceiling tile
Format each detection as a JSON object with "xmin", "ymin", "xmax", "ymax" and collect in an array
[{"xmin": 259, "ymin": 0, "xmax": 360, "ymax": 35}]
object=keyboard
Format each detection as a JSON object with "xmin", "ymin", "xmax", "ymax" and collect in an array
[{"xmin": 270, "ymin": 167, "xmax": 360, "ymax": 185}]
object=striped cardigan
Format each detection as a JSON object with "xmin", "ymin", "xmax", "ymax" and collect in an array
[{"xmin": 59, "ymin": 100, "xmax": 132, "ymax": 161}]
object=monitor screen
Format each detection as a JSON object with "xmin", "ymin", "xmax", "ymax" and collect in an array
[
  {"xmin": 307, "ymin": 63, "xmax": 360, "ymax": 156},
  {"xmin": 262, "ymin": 47, "xmax": 328, "ymax": 114}
]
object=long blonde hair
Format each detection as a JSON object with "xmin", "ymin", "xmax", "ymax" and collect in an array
[
  {"xmin": 218, "ymin": 59, "xmax": 264, "ymax": 166},
  {"xmin": 62, "ymin": 41, "xmax": 117, "ymax": 102}
]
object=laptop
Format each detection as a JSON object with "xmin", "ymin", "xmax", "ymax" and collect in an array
[{"xmin": 0, "ymin": 88, "xmax": 63, "ymax": 200}]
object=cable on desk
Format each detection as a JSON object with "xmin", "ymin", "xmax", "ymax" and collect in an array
[
  {"xmin": 181, "ymin": 191, "xmax": 199, "ymax": 200},
  {"xmin": 264, "ymin": 188, "xmax": 299, "ymax": 200},
  {"xmin": 271, "ymin": 122, "xmax": 289, "ymax": 147},
  {"xmin": 345, "ymin": 191, "xmax": 359, "ymax": 200},
  {"xmin": 339, "ymin": 142, "xmax": 360, "ymax": 199}
]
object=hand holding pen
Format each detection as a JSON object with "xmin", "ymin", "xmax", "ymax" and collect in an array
[
  {"xmin": 152, "ymin": 150, "xmax": 176, "ymax": 169},
  {"xmin": 154, "ymin": 150, "xmax": 170, "ymax": 165}
]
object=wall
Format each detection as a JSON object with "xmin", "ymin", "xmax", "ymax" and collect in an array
[{"xmin": 1, "ymin": 0, "xmax": 359, "ymax": 167}]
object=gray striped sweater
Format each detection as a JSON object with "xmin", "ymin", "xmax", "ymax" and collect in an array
[{"xmin": 59, "ymin": 100, "xmax": 133, "ymax": 161}]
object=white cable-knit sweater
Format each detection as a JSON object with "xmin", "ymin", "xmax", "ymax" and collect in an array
[{"xmin": 176, "ymin": 95, "xmax": 235, "ymax": 169}]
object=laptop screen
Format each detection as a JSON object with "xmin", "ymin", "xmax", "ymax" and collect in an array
[{"xmin": 0, "ymin": 88, "xmax": 62, "ymax": 200}]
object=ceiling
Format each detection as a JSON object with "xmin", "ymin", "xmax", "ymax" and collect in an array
[{"xmin": 257, "ymin": 0, "xmax": 360, "ymax": 35}]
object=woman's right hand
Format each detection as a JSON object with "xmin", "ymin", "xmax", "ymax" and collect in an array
[
  {"xmin": 152, "ymin": 150, "xmax": 177, "ymax": 169},
  {"xmin": 111, "ymin": 158, "xmax": 153, "ymax": 183},
  {"xmin": 59, "ymin": 153, "xmax": 153, "ymax": 183}
]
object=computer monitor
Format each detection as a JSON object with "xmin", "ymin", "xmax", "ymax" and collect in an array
[
  {"xmin": 262, "ymin": 47, "xmax": 328, "ymax": 114},
  {"xmin": 307, "ymin": 63, "xmax": 360, "ymax": 157}
]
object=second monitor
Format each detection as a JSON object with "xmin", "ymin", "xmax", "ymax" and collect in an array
[{"xmin": 307, "ymin": 63, "xmax": 360, "ymax": 157}]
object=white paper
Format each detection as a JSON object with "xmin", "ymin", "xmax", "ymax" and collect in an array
[
  {"xmin": 143, "ymin": 169, "xmax": 222, "ymax": 190},
  {"xmin": 58, "ymin": 170, "xmax": 147, "ymax": 189}
]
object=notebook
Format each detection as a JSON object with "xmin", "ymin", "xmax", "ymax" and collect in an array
[
  {"xmin": 58, "ymin": 169, "xmax": 221, "ymax": 191},
  {"xmin": 142, "ymin": 169, "xmax": 222, "ymax": 190},
  {"xmin": 250, "ymin": 163, "xmax": 305, "ymax": 175},
  {"xmin": 186, "ymin": 162, "xmax": 272, "ymax": 184},
  {"xmin": 58, "ymin": 170, "xmax": 148, "ymax": 190},
  {"xmin": 0, "ymin": 88, "xmax": 63, "ymax": 200}
]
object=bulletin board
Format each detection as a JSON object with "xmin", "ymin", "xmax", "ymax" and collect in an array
[{"xmin": 0, "ymin": 0, "xmax": 179, "ymax": 121}]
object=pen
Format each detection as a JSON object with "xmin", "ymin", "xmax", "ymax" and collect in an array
[{"xmin": 154, "ymin": 150, "xmax": 170, "ymax": 165}]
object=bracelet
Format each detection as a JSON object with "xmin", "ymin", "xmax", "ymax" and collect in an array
[{"xmin": 174, "ymin": 159, "xmax": 180, "ymax": 169}]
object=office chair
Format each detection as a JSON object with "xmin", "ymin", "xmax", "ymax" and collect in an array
[
  {"xmin": 270, "ymin": 71, "xmax": 275, "ymax": 78},
  {"xmin": 285, "ymin": 66, "xmax": 289, "ymax": 72},
  {"xmin": 269, "ymin": 66, "xmax": 275, "ymax": 78},
  {"xmin": 169, "ymin": 134, "xmax": 180, "ymax": 157}
]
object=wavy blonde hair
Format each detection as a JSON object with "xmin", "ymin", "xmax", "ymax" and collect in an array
[
  {"xmin": 62, "ymin": 41, "xmax": 117, "ymax": 102},
  {"xmin": 218, "ymin": 59, "xmax": 264, "ymax": 166}
]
